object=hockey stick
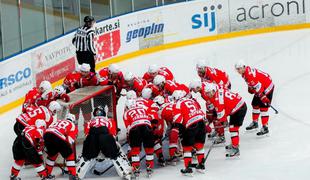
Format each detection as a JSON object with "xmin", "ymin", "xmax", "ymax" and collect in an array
[
  {"xmin": 270, "ymin": 105, "xmax": 278, "ymax": 114},
  {"xmin": 190, "ymin": 140, "xmax": 215, "ymax": 167},
  {"xmin": 93, "ymin": 135, "xmax": 169, "ymax": 176}
]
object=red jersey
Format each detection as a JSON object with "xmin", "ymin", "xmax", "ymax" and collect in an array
[
  {"xmin": 79, "ymin": 72, "xmax": 99, "ymax": 87},
  {"xmin": 145, "ymin": 83, "xmax": 161, "ymax": 98},
  {"xmin": 243, "ymin": 66, "xmax": 274, "ymax": 95},
  {"xmin": 143, "ymin": 67, "xmax": 174, "ymax": 83},
  {"xmin": 16, "ymin": 106, "xmax": 54, "ymax": 127},
  {"xmin": 63, "ymin": 71, "xmax": 82, "ymax": 92},
  {"xmin": 36, "ymin": 91, "xmax": 54, "ymax": 107},
  {"xmin": 46, "ymin": 119, "xmax": 78, "ymax": 145},
  {"xmin": 172, "ymin": 98, "xmax": 205, "ymax": 128},
  {"xmin": 97, "ymin": 67, "xmax": 109, "ymax": 86},
  {"xmin": 158, "ymin": 102, "xmax": 174, "ymax": 124},
  {"xmin": 162, "ymin": 80, "xmax": 190, "ymax": 97},
  {"xmin": 23, "ymin": 125, "xmax": 44, "ymax": 152},
  {"xmin": 22, "ymin": 88, "xmax": 41, "ymax": 113},
  {"xmin": 136, "ymin": 97, "xmax": 159, "ymax": 120},
  {"xmin": 84, "ymin": 116, "xmax": 117, "ymax": 137},
  {"xmin": 200, "ymin": 67, "xmax": 230, "ymax": 88},
  {"xmin": 209, "ymin": 88, "xmax": 245, "ymax": 122},
  {"xmin": 132, "ymin": 78, "xmax": 148, "ymax": 96},
  {"xmin": 123, "ymin": 106, "xmax": 152, "ymax": 131}
]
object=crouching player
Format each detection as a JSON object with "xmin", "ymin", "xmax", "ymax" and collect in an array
[
  {"xmin": 77, "ymin": 106, "xmax": 131, "ymax": 179},
  {"xmin": 10, "ymin": 121, "xmax": 52, "ymax": 180},
  {"xmin": 171, "ymin": 90, "xmax": 206, "ymax": 176},
  {"xmin": 44, "ymin": 114, "xmax": 78, "ymax": 180}
]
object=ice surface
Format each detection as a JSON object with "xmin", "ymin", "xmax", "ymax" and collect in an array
[{"xmin": 1, "ymin": 29, "xmax": 310, "ymax": 179}]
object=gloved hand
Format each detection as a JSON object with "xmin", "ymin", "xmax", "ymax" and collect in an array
[
  {"xmin": 260, "ymin": 94, "xmax": 270, "ymax": 105},
  {"xmin": 61, "ymin": 93, "xmax": 70, "ymax": 102},
  {"xmin": 248, "ymin": 87, "xmax": 255, "ymax": 94}
]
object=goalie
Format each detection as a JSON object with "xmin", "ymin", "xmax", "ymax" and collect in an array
[{"xmin": 77, "ymin": 106, "xmax": 131, "ymax": 179}]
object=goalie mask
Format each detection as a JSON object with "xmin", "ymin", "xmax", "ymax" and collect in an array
[{"xmin": 93, "ymin": 106, "xmax": 106, "ymax": 117}]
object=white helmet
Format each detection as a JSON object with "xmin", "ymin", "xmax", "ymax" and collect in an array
[
  {"xmin": 153, "ymin": 75, "xmax": 166, "ymax": 86},
  {"xmin": 124, "ymin": 72, "xmax": 134, "ymax": 82},
  {"xmin": 189, "ymin": 79, "xmax": 202, "ymax": 90},
  {"xmin": 148, "ymin": 64, "xmax": 159, "ymax": 73},
  {"xmin": 172, "ymin": 90, "xmax": 186, "ymax": 101},
  {"xmin": 142, "ymin": 88, "xmax": 152, "ymax": 99},
  {"xmin": 66, "ymin": 113, "xmax": 76, "ymax": 122},
  {"xmin": 39, "ymin": 80, "xmax": 52, "ymax": 93},
  {"xmin": 54, "ymin": 85, "xmax": 65, "ymax": 95},
  {"xmin": 125, "ymin": 99, "xmax": 137, "ymax": 109},
  {"xmin": 153, "ymin": 95, "xmax": 165, "ymax": 105},
  {"xmin": 108, "ymin": 64, "xmax": 120, "ymax": 74},
  {"xmin": 126, "ymin": 90, "xmax": 137, "ymax": 100},
  {"xmin": 204, "ymin": 83, "xmax": 217, "ymax": 93},
  {"xmin": 35, "ymin": 119, "xmax": 46, "ymax": 129},
  {"xmin": 196, "ymin": 59, "xmax": 207, "ymax": 69},
  {"xmin": 80, "ymin": 63, "xmax": 91, "ymax": 72},
  {"xmin": 48, "ymin": 101, "xmax": 61, "ymax": 115},
  {"xmin": 235, "ymin": 60, "xmax": 246, "ymax": 69}
]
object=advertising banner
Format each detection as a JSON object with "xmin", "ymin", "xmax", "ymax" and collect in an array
[
  {"xmin": 31, "ymin": 35, "xmax": 76, "ymax": 86},
  {"xmin": 229, "ymin": 0, "xmax": 308, "ymax": 31},
  {"xmin": 0, "ymin": 55, "xmax": 34, "ymax": 107},
  {"xmin": 94, "ymin": 18, "xmax": 121, "ymax": 62}
]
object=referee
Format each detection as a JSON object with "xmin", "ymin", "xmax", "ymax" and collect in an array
[{"xmin": 72, "ymin": 16, "xmax": 97, "ymax": 72}]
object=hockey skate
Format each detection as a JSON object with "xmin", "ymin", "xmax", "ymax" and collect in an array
[
  {"xmin": 245, "ymin": 121, "xmax": 258, "ymax": 130},
  {"xmin": 213, "ymin": 135, "xmax": 225, "ymax": 144},
  {"xmin": 131, "ymin": 168, "xmax": 140, "ymax": 180},
  {"xmin": 146, "ymin": 167, "xmax": 153, "ymax": 178},
  {"xmin": 208, "ymin": 130, "xmax": 217, "ymax": 139},
  {"xmin": 157, "ymin": 154, "xmax": 166, "ymax": 167},
  {"xmin": 225, "ymin": 144, "xmax": 233, "ymax": 150},
  {"xmin": 195, "ymin": 163, "xmax": 205, "ymax": 173},
  {"xmin": 225, "ymin": 146, "xmax": 240, "ymax": 157},
  {"xmin": 167, "ymin": 155, "xmax": 178, "ymax": 166},
  {"xmin": 41, "ymin": 175, "xmax": 56, "ymax": 180},
  {"xmin": 10, "ymin": 175, "xmax": 21, "ymax": 180},
  {"xmin": 257, "ymin": 126, "xmax": 269, "ymax": 136},
  {"xmin": 180, "ymin": 167, "xmax": 193, "ymax": 176}
]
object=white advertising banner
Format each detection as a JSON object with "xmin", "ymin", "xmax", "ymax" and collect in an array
[
  {"xmin": 0, "ymin": 55, "xmax": 34, "ymax": 107},
  {"xmin": 30, "ymin": 35, "xmax": 76, "ymax": 87},
  {"xmin": 229, "ymin": 0, "xmax": 308, "ymax": 31}
]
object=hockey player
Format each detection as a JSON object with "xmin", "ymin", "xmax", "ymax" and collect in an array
[
  {"xmin": 196, "ymin": 59, "xmax": 231, "ymax": 89},
  {"xmin": 189, "ymin": 79, "xmax": 224, "ymax": 143},
  {"xmin": 77, "ymin": 106, "xmax": 131, "ymax": 179},
  {"xmin": 10, "ymin": 121, "xmax": 53, "ymax": 180},
  {"xmin": 44, "ymin": 113, "xmax": 78, "ymax": 179},
  {"xmin": 22, "ymin": 81, "xmax": 53, "ymax": 113},
  {"xmin": 52, "ymin": 85, "xmax": 70, "ymax": 102},
  {"xmin": 153, "ymin": 75, "xmax": 190, "ymax": 97},
  {"xmin": 143, "ymin": 64, "xmax": 174, "ymax": 83},
  {"xmin": 79, "ymin": 63, "xmax": 99, "ymax": 87},
  {"xmin": 98, "ymin": 64, "xmax": 126, "ymax": 100},
  {"xmin": 14, "ymin": 101, "xmax": 61, "ymax": 136},
  {"xmin": 123, "ymin": 72, "xmax": 148, "ymax": 96},
  {"xmin": 63, "ymin": 69, "xmax": 82, "ymax": 93},
  {"xmin": 153, "ymin": 95, "xmax": 182, "ymax": 165},
  {"xmin": 204, "ymin": 83, "xmax": 247, "ymax": 157},
  {"xmin": 123, "ymin": 99, "xmax": 155, "ymax": 178},
  {"xmin": 235, "ymin": 61, "xmax": 274, "ymax": 135},
  {"xmin": 171, "ymin": 90, "xmax": 206, "ymax": 175}
]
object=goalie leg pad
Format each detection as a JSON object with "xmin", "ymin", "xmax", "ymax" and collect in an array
[
  {"xmin": 112, "ymin": 148, "xmax": 132, "ymax": 179},
  {"xmin": 76, "ymin": 157, "xmax": 96, "ymax": 179}
]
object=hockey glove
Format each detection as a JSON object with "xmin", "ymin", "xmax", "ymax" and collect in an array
[
  {"xmin": 260, "ymin": 95, "xmax": 270, "ymax": 105},
  {"xmin": 248, "ymin": 87, "xmax": 255, "ymax": 94},
  {"xmin": 61, "ymin": 93, "xmax": 70, "ymax": 102}
]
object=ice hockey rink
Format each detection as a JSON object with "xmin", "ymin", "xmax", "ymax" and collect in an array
[{"xmin": 1, "ymin": 28, "xmax": 310, "ymax": 180}]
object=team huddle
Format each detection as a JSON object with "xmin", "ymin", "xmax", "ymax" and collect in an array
[{"xmin": 10, "ymin": 60, "xmax": 274, "ymax": 180}]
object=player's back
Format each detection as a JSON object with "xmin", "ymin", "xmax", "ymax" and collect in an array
[
  {"xmin": 17, "ymin": 106, "xmax": 52, "ymax": 127},
  {"xmin": 86, "ymin": 116, "xmax": 116, "ymax": 136},
  {"xmin": 123, "ymin": 106, "xmax": 152, "ymax": 129},
  {"xmin": 46, "ymin": 119, "xmax": 77, "ymax": 142}
]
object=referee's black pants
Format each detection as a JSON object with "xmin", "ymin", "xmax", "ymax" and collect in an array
[{"xmin": 76, "ymin": 51, "xmax": 96, "ymax": 72}]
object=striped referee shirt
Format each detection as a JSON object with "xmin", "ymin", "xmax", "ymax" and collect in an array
[{"xmin": 72, "ymin": 26, "xmax": 96, "ymax": 55}]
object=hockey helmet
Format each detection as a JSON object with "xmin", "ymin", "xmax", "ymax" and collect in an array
[
  {"xmin": 48, "ymin": 101, "xmax": 61, "ymax": 115},
  {"xmin": 93, "ymin": 106, "xmax": 106, "ymax": 117},
  {"xmin": 66, "ymin": 113, "xmax": 76, "ymax": 123},
  {"xmin": 141, "ymin": 88, "xmax": 152, "ymax": 99},
  {"xmin": 153, "ymin": 75, "xmax": 166, "ymax": 86},
  {"xmin": 39, "ymin": 80, "xmax": 52, "ymax": 93}
]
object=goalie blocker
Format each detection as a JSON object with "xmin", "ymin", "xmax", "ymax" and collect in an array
[{"xmin": 77, "ymin": 106, "xmax": 131, "ymax": 179}]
